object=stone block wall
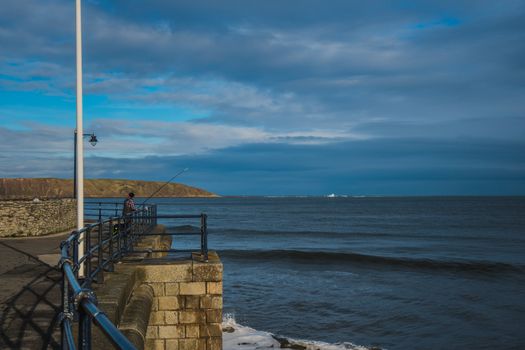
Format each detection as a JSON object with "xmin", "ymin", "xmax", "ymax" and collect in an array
[
  {"xmin": 92, "ymin": 226, "xmax": 223, "ymax": 350},
  {"xmin": 0, "ymin": 199, "xmax": 76, "ymax": 237},
  {"xmin": 142, "ymin": 252, "xmax": 223, "ymax": 350}
]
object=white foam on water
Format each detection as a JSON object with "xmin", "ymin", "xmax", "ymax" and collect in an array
[
  {"xmin": 222, "ymin": 314, "xmax": 373, "ymax": 350},
  {"xmin": 222, "ymin": 317, "xmax": 280, "ymax": 350}
]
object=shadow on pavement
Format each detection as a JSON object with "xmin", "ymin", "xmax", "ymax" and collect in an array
[{"xmin": 0, "ymin": 241, "xmax": 61, "ymax": 349}]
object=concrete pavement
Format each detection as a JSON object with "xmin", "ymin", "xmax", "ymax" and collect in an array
[{"xmin": 0, "ymin": 232, "xmax": 69, "ymax": 349}]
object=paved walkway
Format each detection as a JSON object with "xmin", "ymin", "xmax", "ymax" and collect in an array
[{"xmin": 0, "ymin": 232, "xmax": 69, "ymax": 349}]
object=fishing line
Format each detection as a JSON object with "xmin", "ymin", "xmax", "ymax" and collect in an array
[{"xmin": 141, "ymin": 168, "xmax": 189, "ymax": 205}]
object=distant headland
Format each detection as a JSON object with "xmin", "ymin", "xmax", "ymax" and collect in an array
[{"xmin": 0, "ymin": 178, "xmax": 217, "ymax": 200}]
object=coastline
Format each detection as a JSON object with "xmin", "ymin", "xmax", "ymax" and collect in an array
[{"xmin": 0, "ymin": 177, "xmax": 218, "ymax": 200}]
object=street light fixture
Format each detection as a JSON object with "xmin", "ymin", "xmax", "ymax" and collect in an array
[
  {"xmin": 88, "ymin": 133, "xmax": 98, "ymax": 147},
  {"xmin": 73, "ymin": 131, "xmax": 98, "ymax": 199}
]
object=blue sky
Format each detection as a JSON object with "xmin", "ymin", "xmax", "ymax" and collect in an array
[{"xmin": 1, "ymin": 0, "xmax": 524, "ymax": 195}]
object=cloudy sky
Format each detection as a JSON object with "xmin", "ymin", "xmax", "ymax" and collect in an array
[{"xmin": 1, "ymin": 0, "xmax": 524, "ymax": 195}]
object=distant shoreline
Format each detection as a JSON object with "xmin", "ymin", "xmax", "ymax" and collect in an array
[
  {"xmin": 219, "ymin": 194, "xmax": 525, "ymax": 198},
  {"xmin": 0, "ymin": 178, "xmax": 218, "ymax": 200}
]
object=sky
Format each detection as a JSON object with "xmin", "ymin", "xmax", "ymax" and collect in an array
[{"xmin": 0, "ymin": 0, "xmax": 524, "ymax": 195}]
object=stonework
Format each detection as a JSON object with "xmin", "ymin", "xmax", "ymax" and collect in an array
[
  {"xmin": 91, "ymin": 226, "xmax": 223, "ymax": 350},
  {"xmin": 141, "ymin": 252, "xmax": 223, "ymax": 350},
  {"xmin": 0, "ymin": 199, "xmax": 76, "ymax": 237}
]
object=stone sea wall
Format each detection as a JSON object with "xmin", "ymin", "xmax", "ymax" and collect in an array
[
  {"xmin": 93, "ymin": 226, "xmax": 223, "ymax": 350},
  {"xmin": 0, "ymin": 199, "xmax": 76, "ymax": 237},
  {"xmin": 142, "ymin": 252, "xmax": 223, "ymax": 350}
]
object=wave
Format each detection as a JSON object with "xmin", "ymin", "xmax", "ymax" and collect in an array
[
  {"xmin": 217, "ymin": 249, "xmax": 523, "ymax": 274},
  {"xmin": 222, "ymin": 314, "xmax": 374, "ymax": 350},
  {"xmin": 166, "ymin": 226, "xmax": 514, "ymax": 242},
  {"xmin": 210, "ymin": 228, "xmax": 390, "ymax": 238},
  {"xmin": 166, "ymin": 226, "xmax": 369, "ymax": 240}
]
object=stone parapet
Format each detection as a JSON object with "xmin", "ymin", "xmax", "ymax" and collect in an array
[
  {"xmin": 109, "ymin": 254, "xmax": 223, "ymax": 350},
  {"xmin": 92, "ymin": 225, "xmax": 223, "ymax": 350},
  {"xmin": 135, "ymin": 252, "xmax": 223, "ymax": 350},
  {"xmin": 0, "ymin": 198, "xmax": 76, "ymax": 237}
]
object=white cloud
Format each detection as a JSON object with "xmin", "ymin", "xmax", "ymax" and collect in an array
[
  {"xmin": 0, "ymin": 116, "xmax": 367, "ymax": 173},
  {"xmin": 89, "ymin": 118, "xmax": 367, "ymax": 157}
]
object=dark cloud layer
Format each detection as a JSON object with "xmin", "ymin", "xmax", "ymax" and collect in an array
[
  {"xmin": 1, "ymin": 0, "xmax": 524, "ymax": 194},
  {"xmin": 2, "ymin": 137, "xmax": 523, "ymax": 195},
  {"xmin": 140, "ymin": 138, "xmax": 525, "ymax": 195}
]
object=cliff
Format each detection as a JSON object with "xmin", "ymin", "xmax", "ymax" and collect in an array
[{"xmin": 0, "ymin": 178, "xmax": 217, "ymax": 200}]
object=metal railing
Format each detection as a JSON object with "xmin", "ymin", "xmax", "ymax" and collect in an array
[
  {"xmin": 59, "ymin": 202, "xmax": 209, "ymax": 349},
  {"xmin": 130, "ymin": 214, "xmax": 208, "ymax": 262},
  {"xmin": 84, "ymin": 201, "xmax": 155, "ymax": 223}
]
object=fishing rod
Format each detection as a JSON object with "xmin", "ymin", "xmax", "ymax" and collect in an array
[{"xmin": 141, "ymin": 167, "xmax": 189, "ymax": 205}]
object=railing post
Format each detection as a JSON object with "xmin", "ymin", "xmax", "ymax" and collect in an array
[
  {"xmin": 98, "ymin": 202, "xmax": 102, "ymax": 223},
  {"xmin": 108, "ymin": 217, "xmax": 114, "ymax": 272},
  {"xmin": 73, "ymin": 235, "xmax": 79, "ymax": 277},
  {"xmin": 200, "ymin": 215, "xmax": 204, "ymax": 257},
  {"xmin": 117, "ymin": 217, "xmax": 123, "ymax": 259},
  {"xmin": 84, "ymin": 227, "xmax": 92, "ymax": 286},
  {"xmin": 150, "ymin": 205, "xmax": 154, "ymax": 227},
  {"xmin": 152, "ymin": 205, "xmax": 155, "ymax": 226},
  {"xmin": 78, "ymin": 305, "xmax": 91, "ymax": 350},
  {"xmin": 115, "ymin": 202, "xmax": 119, "ymax": 217},
  {"xmin": 137, "ymin": 210, "xmax": 140, "ymax": 237},
  {"xmin": 204, "ymin": 214, "xmax": 208, "ymax": 261},
  {"xmin": 61, "ymin": 242, "xmax": 70, "ymax": 349},
  {"xmin": 96, "ymin": 223, "xmax": 104, "ymax": 283},
  {"xmin": 138, "ymin": 209, "xmax": 141, "ymax": 237},
  {"xmin": 136, "ymin": 208, "xmax": 139, "ymax": 234},
  {"xmin": 139, "ymin": 208, "xmax": 142, "ymax": 236},
  {"xmin": 72, "ymin": 234, "xmax": 79, "ymax": 322},
  {"xmin": 141, "ymin": 208, "xmax": 145, "ymax": 235},
  {"xmin": 201, "ymin": 213, "xmax": 208, "ymax": 262},
  {"xmin": 130, "ymin": 212, "xmax": 136, "ymax": 251},
  {"xmin": 124, "ymin": 214, "xmax": 131, "ymax": 253},
  {"xmin": 125, "ymin": 215, "xmax": 130, "ymax": 253}
]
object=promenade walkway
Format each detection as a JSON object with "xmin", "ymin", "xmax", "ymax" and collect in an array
[{"xmin": 0, "ymin": 232, "xmax": 68, "ymax": 349}]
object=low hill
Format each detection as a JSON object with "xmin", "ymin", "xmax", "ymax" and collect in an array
[{"xmin": 0, "ymin": 178, "xmax": 217, "ymax": 200}]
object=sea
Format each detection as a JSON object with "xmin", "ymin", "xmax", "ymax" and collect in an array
[{"xmin": 90, "ymin": 196, "xmax": 525, "ymax": 349}]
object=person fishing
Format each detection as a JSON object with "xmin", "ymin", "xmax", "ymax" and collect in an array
[
  {"xmin": 123, "ymin": 192, "xmax": 137, "ymax": 216},
  {"xmin": 116, "ymin": 169, "xmax": 189, "ymax": 234},
  {"xmin": 122, "ymin": 192, "xmax": 137, "ymax": 234}
]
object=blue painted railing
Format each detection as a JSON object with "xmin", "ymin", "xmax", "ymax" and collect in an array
[{"xmin": 59, "ymin": 203, "xmax": 209, "ymax": 349}]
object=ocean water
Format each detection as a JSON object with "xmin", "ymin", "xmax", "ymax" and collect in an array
[{"xmin": 91, "ymin": 196, "xmax": 525, "ymax": 349}]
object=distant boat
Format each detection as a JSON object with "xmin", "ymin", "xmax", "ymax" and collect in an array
[{"xmin": 327, "ymin": 193, "xmax": 336, "ymax": 198}]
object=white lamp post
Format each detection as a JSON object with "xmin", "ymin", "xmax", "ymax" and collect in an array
[{"xmin": 75, "ymin": 0, "xmax": 85, "ymax": 277}]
